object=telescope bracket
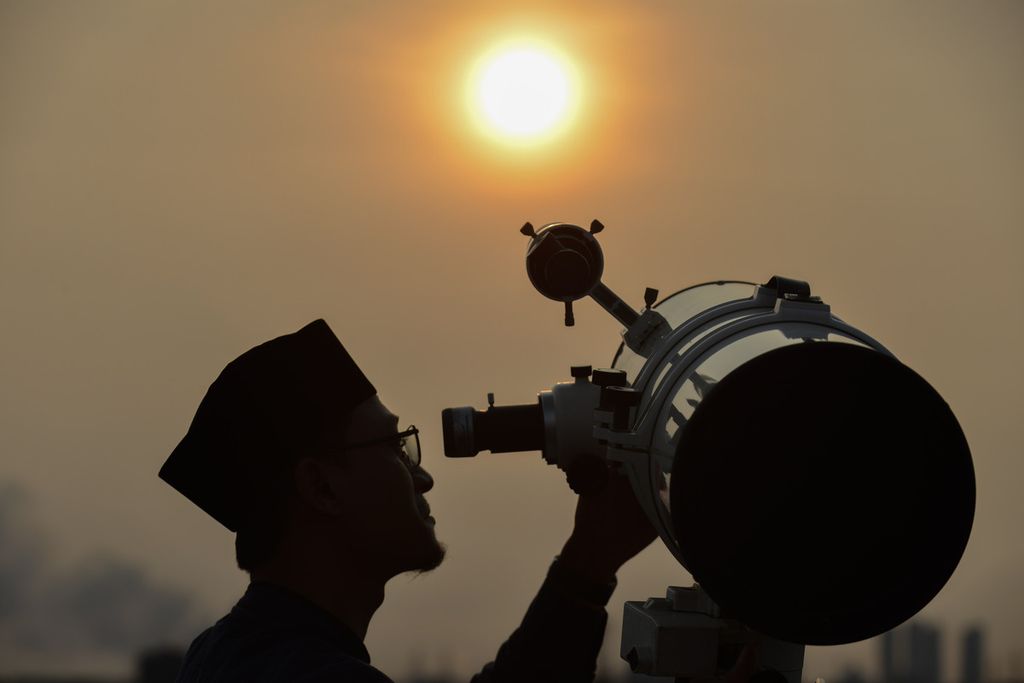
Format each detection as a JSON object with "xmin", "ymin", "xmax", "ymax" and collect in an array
[
  {"xmin": 773, "ymin": 296, "xmax": 832, "ymax": 320},
  {"xmin": 621, "ymin": 584, "xmax": 805, "ymax": 682},
  {"xmin": 599, "ymin": 431, "xmax": 649, "ymax": 456},
  {"xmin": 623, "ymin": 307, "xmax": 672, "ymax": 355}
]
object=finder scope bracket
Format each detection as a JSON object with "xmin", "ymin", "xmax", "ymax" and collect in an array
[
  {"xmin": 521, "ymin": 221, "xmax": 670, "ymax": 352},
  {"xmin": 762, "ymin": 275, "xmax": 822, "ymax": 303}
]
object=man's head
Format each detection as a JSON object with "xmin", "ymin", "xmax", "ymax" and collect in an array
[
  {"xmin": 278, "ymin": 394, "xmax": 445, "ymax": 577},
  {"xmin": 160, "ymin": 320, "xmax": 444, "ymax": 582}
]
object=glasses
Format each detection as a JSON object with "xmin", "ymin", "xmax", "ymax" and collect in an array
[{"xmin": 341, "ymin": 425, "xmax": 420, "ymax": 468}]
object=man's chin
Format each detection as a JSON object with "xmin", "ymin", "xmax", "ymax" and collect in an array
[
  {"xmin": 412, "ymin": 539, "xmax": 447, "ymax": 575},
  {"xmin": 384, "ymin": 524, "xmax": 447, "ymax": 578}
]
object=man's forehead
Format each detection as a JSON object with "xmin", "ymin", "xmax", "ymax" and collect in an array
[{"xmin": 358, "ymin": 396, "xmax": 399, "ymax": 433}]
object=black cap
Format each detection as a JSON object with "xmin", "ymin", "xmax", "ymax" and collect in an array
[{"xmin": 159, "ymin": 319, "xmax": 377, "ymax": 532}]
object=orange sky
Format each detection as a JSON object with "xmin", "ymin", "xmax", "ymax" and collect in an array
[{"xmin": 1, "ymin": 2, "xmax": 1022, "ymax": 680}]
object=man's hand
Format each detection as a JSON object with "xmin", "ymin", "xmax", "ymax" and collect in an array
[
  {"xmin": 723, "ymin": 644, "xmax": 759, "ymax": 683},
  {"xmin": 558, "ymin": 466, "xmax": 658, "ymax": 585}
]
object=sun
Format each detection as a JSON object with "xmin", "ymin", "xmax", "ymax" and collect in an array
[{"xmin": 467, "ymin": 41, "xmax": 580, "ymax": 145}]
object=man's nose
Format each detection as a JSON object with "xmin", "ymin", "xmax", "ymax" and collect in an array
[{"xmin": 412, "ymin": 464, "xmax": 434, "ymax": 493}]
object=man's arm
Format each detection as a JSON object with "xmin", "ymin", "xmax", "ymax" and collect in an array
[
  {"xmin": 470, "ymin": 471, "xmax": 658, "ymax": 683},
  {"xmin": 468, "ymin": 556, "xmax": 612, "ymax": 683}
]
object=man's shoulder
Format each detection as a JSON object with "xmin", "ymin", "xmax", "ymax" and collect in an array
[
  {"xmin": 176, "ymin": 618, "xmax": 393, "ymax": 683},
  {"xmin": 290, "ymin": 660, "xmax": 395, "ymax": 683}
]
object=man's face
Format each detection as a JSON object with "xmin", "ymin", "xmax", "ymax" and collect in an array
[{"xmin": 329, "ymin": 395, "xmax": 445, "ymax": 578}]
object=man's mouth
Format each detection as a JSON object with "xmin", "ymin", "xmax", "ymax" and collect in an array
[{"xmin": 417, "ymin": 498, "xmax": 432, "ymax": 520}]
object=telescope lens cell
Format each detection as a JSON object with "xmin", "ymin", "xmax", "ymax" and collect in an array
[
  {"xmin": 544, "ymin": 250, "xmax": 592, "ymax": 298},
  {"xmin": 670, "ymin": 342, "xmax": 974, "ymax": 645},
  {"xmin": 525, "ymin": 224, "xmax": 604, "ymax": 302}
]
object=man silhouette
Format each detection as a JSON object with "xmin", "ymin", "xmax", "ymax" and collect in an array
[{"xmin": 159, "ymin": 319, "xmax": 665, "ymax": 682}]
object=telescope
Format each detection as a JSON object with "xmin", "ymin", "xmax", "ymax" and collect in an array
[{"xmin": 442, "ymin": 221, "xmax": 974, "ymax": 682}]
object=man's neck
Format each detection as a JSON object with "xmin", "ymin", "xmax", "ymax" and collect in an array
[{"xmin": 251, "ymin": 544, "xmax": 386, "ymax": 642}]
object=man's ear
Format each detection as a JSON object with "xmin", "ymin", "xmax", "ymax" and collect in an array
[{"xmin": 294, "ymin": 457, "xmax": 345, "ymax": 515}]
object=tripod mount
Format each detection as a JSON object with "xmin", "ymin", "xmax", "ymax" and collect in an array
[{"xmin": 621, "ymin": 584, "xmax": 804, "ymax": 683}]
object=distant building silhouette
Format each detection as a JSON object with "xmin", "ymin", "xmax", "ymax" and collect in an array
[
  {"xmin": 0, "ymin": 678, "xmax": 119, "ymax": 683},
  {"xmin": 882, "ymin": 622, "xmax": 942, "ymax": 683},
  {"xmin": 400, "ymin": 669, "xmax": 659, "ymax": 683},
  {"xmin": 135, "ymin": 646, "xmax": 184, "ymax": 683},
  {"xmin": 962, "ymin": 626, "xmax": 984, "ymax": 683},
  {"xmin": 834, "ymin": 666, "xmax": 868, "ymax": 683}
]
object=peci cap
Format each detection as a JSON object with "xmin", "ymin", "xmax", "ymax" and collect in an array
[{"xmin": 159, "ymin": 319, "xmax": 376, "ymax": 532}]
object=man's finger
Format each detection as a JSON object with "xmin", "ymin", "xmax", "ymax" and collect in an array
[{"xmin": 723, "ymin": 643, "xmax": 759, "ymax": 683}]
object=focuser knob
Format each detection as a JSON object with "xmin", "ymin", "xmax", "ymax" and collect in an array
[{"xmin": 570, "ymin": 365, "xmax": 593, "ymax": 380}]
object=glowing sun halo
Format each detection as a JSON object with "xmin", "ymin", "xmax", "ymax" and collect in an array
[{"xmin": 469, "ymin": 43, "xmax": 579, "ymax": 144}]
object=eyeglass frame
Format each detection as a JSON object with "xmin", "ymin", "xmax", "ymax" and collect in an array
[{"xmin": 339, "ymin": 425, "xmax": 421, "ymax": 468}]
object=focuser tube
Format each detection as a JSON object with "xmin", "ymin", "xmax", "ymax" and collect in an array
[{"xmin": 441, "ymin": 402, "xmax": 544, "ymax": 458}]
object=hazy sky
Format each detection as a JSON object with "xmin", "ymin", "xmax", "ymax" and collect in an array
[{"xmin": 1, "ymin": 2, "xmax": 1021, "ymax": 680}]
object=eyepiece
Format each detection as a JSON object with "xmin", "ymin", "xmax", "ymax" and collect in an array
[
  {"xmin": 441, "ymin": 406, "xmax": 478, "ymax": 457},
  {"xmin": 442, "ymin": 402, "xmax": 545, "ymax": 458}
]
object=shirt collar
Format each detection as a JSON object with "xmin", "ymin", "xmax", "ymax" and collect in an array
[{"xmin": 233, "ymin": 581, "xmax": 372, "ymax": 664}]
